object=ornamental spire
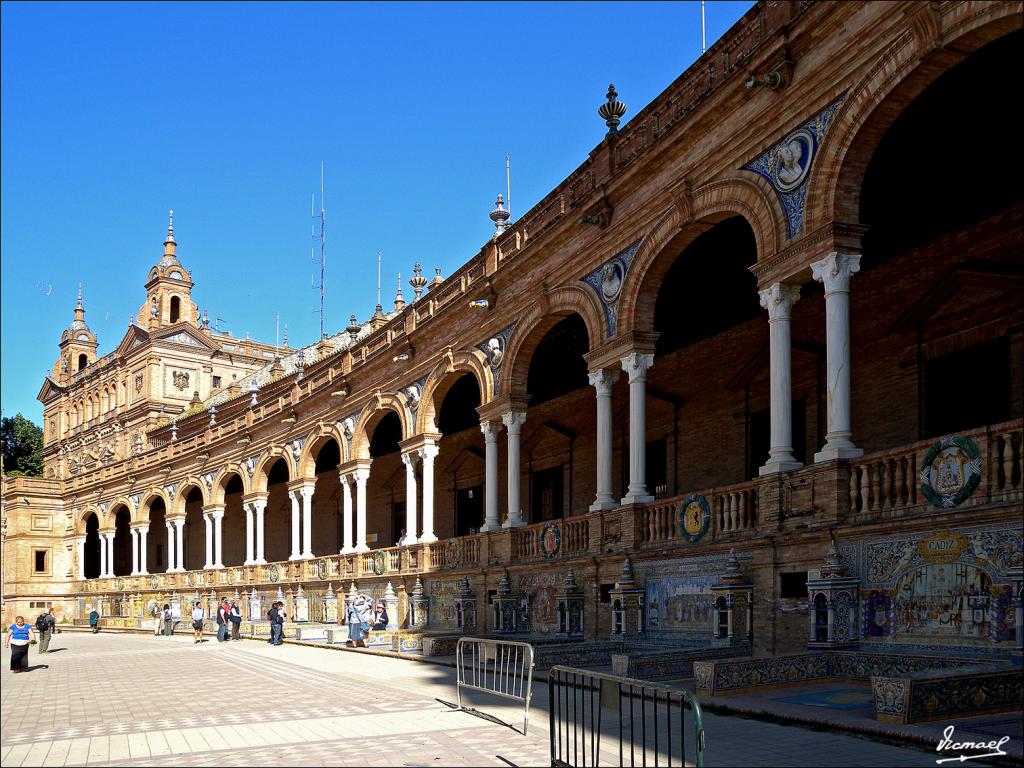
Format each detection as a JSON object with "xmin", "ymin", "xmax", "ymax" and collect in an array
[
  {"xmin": 74, "ymin": 283, "xmax": 85, "ymax": 322},
  {"xmin": 163, "ymin": 209, "xmax": 177, "ymax": 258}
]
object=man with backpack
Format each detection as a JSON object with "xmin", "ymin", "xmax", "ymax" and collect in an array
[
  {"xmin": 216, "ymin": 598, "xmax": 230, "ymax": 642},
  {"xmin": 35, "ymin": 608, "xmax": 56, "ymax": 653}
]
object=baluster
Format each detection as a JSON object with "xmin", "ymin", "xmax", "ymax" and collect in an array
[
  {"xmin": 849, "ymin": 465, "xmax": 860, "ymax": 513},
  {"xmin": 648, "ymin": 510, "xmax": 657, "ymax": 543},
  {"xmin": 882, "ymin": 460, "xmax": 894, "ymax": 509},
  {"xmin": 872, "ymin": 462, "xmax": 883, "ymax": 512},
  {"xmin": 1001, "ymin": 433, "xmax": 1015, "ymax": 492},
  {"xmin": 728, "ymin": 493, "xmax": 738, "ymax": 531},
  {"xmin": 717, "ymin": 496, "xmax": 727, "ymax": 532},
  {"xmin": 908, "ymin": 454, "xmax": 918, "ymax": 504},
  {"xmin": 860, "ymin": 463, "xmax": 872, "ymax": 512},
  {"xmin": 894, "ymin": 456, "xmax": 906, "ymax": 509}
]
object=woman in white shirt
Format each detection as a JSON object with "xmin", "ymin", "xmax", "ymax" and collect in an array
[{"xmin": 191, "ymin": 602, "xmax": 206, "ymax": 644}]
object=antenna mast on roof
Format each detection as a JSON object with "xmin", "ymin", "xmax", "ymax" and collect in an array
[
  {"xmin": 505, "ymin": 155, "xmax": 512, "ymax": 222},
  {"xmin": 376, "ymin": 250, "xmax": 382, "ymax": 310},
  {"xmin": 701, "ymin": 1, "xmax": 706, "ymax": 53},
  {"xmin": 311, "ymin": 162, "xmax": 327, "ymax": 340}
]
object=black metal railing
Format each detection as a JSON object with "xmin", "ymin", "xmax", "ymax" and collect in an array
[{"xmin": 549, "ymin": 666, "xmax": 705, "ymax": 768}]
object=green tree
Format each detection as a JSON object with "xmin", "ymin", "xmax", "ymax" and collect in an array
[{"xmin": 1, "ymin": 413, "xmax": 44, "ymax": 477}]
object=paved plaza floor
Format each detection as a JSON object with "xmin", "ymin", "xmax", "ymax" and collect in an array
[{"xmin": 1, "ymin": 632, "xmax": 1011, "ymax": 767}]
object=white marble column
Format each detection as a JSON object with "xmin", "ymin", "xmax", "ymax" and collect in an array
[
  {"xmin": 502, "ymin": 412, "xmax": 527, "ymax": 527},
  {"xmin": 253, "ymin": 499, "xmax": 267, "ymax": 564},
  {"xmin": 203, "ymin": 513, "xmax": 214, "ymax": 569},
  {"xmin": 165, "ymin": 522, "xmax": 175, "ymax": 573},
  {"xmin": 244, "ymin": 503, "xmax": 255, "ymax": 565},
  {"xmin": 589, "ymin": 369, "xmax": 617, "ymax": 511},
  {"xmin": 174, "ymin": 518, "xmax": 185, "ymax": 572},
  {"xmin": 76, "ymin": 536, "xmax": 86, "ymax": 580},
  {"xmin": 480, "ymin": 421, "xmax": 502, "ymax": 532},
  {"xmin": 212, "ymin": 509, "xmax": 224, "ymax": 568},
  {"xmin": 401, "ymin": 452, "xmax": 420, "ymax": 544},
  {"xmin": 139, "ymin": 528, "xmax": 149, "ymax": 575},
  {"xmin": 759, "ymin": 282, "xmax": 803, "ymax": 475},
  {"xmin": 130, "ymin": 528, "xmax": 140, "ymax": 575},
  {"xmin": 107, "ymin": 532, "xmax": 116, "ymax": 576},
  {"xmin": 339, "ymin": 473, "xmax": 355, "ymax": 554},
  {"xmin": 621, "ymin": 352, "xmax": 655, "ymax": 505},
  {"xmin": 811, "ymin": 252, "xmax": 863, "ymax": 461},
  {"xmin": 418, "ymin": 444, "xmax": 439, "ymax": 543},
  {"xmin": 99, "ymin": 533, "xmax": 109, "ymax": 577},
  {"xmin": 354, "ymin": 467, "xmax": 370, "ymax": 552},
  {"xmin": 289, "ymin": 490, "xmax": 302, "ymax": 560},
  {"xmin": 300, "ymin": 486, "xmax": 315, "ymax": 559}
]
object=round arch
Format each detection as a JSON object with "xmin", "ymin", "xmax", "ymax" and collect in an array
[
  {"xmin": 805, "ymin": 4, "xmax": 1021, "ymax": 231},
  {"xmin": 212, "ymin": 464, "xmax": 250, "ymax": 505},
  {"xmin": 137, "ymin": 488, "xmax": 171, "ymax": 524},
  {"xmin": 172, "ymin": 479, "xmax": 208, "ymax": 517},
  {"xmin": 297, "ymin": 423, "xmax": 348, "ymax": 481},
  {"xmin": 253, "ymin": 446, "xmax": 296, "ymax": 494},
  {"xmin": 351, "ymin": 396, "xmax": 413, "ymax": 460},
  {"xmin": 618, "ymin": 181, "xmax": 778, "ymax": 336},
  {"xmin": 418, "ymin": 351, "xmax": 493, "ymax": 433},
  {"xmin": 77, "ymin": 505, "xmax": 102, "ymax": 535},
  {"xmin": 499, "ymin": 285, "xmax": 603, "ymax": 397}
]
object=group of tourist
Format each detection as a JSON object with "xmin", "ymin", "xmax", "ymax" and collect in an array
[
  {"xmin": 345, "ymin": 593, "xmax": 388, "ymax": 647},
  {"xmin": 4, "ymin": 608, "xmax": 58, "ymax": 673}
]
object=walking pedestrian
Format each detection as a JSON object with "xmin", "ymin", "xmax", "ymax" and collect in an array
[
  {"xmin": 229, "ymin": 598, "xmax": 242, "ymax": 641},
  {"xmin": 88, "ymin": 607, "xmax": 100, "ymax": 633},
  {"xmin": 191, "ymin": 601, "xmax": 206, "ymax": 644},
  {"xmin": 216, "ymin": 598, "xmax": 230, "ymax": 642},
  {"xmin": 152, "ymin": 603, "xmax": 162, "ymax": 636},
  {"xmin": 346, "ymin": 593, "xmax": 372, "ymax": 647},
  {"xmin": 5, "ymin": 616, "xmax": 36, "ymax": 673},
  {"xmin": 162, "ymin": 604, "xmax": 174, "ymax": 637},
  {"xmin": 36, "ymin": 608, "xmax": 56, "ymax": 653}
]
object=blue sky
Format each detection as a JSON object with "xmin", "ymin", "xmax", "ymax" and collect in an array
[{"xmin": 1, "ymin": 1, "xmax": 753, "ymax": 423}]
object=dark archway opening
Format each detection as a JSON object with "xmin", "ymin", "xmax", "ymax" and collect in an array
[
  {"xmin": 654, "ymin": 216, "xmax": 759, "ymax": 358},
  {"xmin": 313, "ymin": 440, "xmax": 342, "ymax": 555},
  {"xmin": 78, "ymin": 354, "xmax": 88, "ymax": 371},
  {"xmin": 438, "ymin": 374, "xmax": 485, "ymax": 537},
  {"xmin": 146, "ymin": 498, "xmax": 168, "ymax": 572},
  {"xmin": 113, "ymin": 507, "xmax": 131, "ymax": 576},
  {"xmin": 265, "ymin": 458, "xmax": 291, "ymax": 563},
  {"xmin": 527, "ymin": 314, "xmax": 589, "ymax": 407},
  {"xmin": 170, "ymin": 296, "xmax": 181, "ymax": 323},
  {"xmin": 222, "ymin": 475, "xmax": 245, "ymax": 567},
  {"xmin": 438, "ymin": 374, "xmax": 482, "ymax": 434},
  {"xmin": 183, "ymin": 487, "xmax": 204, "ymax": 571},
  {"xmin": 84, "ymin": 513, "xmax": 100, "ymax": 579},
  {"xmin": 370, "ymin": 412, "xmax": 402, "ymax": 458}
]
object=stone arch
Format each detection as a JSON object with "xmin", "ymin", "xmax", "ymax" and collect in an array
[
  {"xmin": 499, "ymin": 284, "xmax": 604, "ymax": 397},
  {"xmin": 212, "ymin": 464, "xmax": 250, "ymax": 505},
  {"xmin": 172, "ymin": 479, "xmax": 208, "ymax": 517},
  {"xmin": 77, "ymin": 505, "xmax": 102, "ymax": 535},
  {"xmin": 138, "ymin": 488, "xmax": 171, "ymax": 524},
  {"xmin": 418, "ymin": 351, "xmax": 493, "ymax": 433},
  {"xmin": 252, "ymin": 445, "xmax": 296, "ymax": 494},
  {"xmin": 350, "ymin": 394, "xmax": 412, "ymax": 460},
  {"xmin": 806, "ymin": 3, "xmax": 1022, "ymax": 232},
  {"xmin": 298, "ymin": 423, "xmax": 348, "ymax": 481},
  {"xmin": 618, "ymin": 179, "xmax": 779, "ymax": 336},
  {"xmin": 103, "ymin": 500, "xmax": 132, "ymax": 530}
]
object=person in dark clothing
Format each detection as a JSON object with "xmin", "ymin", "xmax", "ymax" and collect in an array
[
  {"xmin": 267, "ymin": 602, "xmax": 285, "ymax": 645},
  {"xmin": 36, "ymin": 609, "xmax": 57, "ymax": 653},
  {"xmin": 216, "ymin": 599, "xmax": 230, "ymax": 642},
  {"xmin": 229, "ymin": 599, "xmax": 242, "ymax": 640},
  {"xmin": 88, "ymin": 608, "xmax": 100, "ymax": 633}
]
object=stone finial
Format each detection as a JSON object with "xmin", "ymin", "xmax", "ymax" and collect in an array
[
  {"xmin": 409, "ymin": 262, "xmax": 427, "ymax": 299},
  {"xmin": 233, "ymin": 589, "xmax": 240, "ymax": 601},
  {"xmin": 394, "ymin": 274, "xmax": 405, "ymax": 311},
  {"xmin": 163, "ymin": 209, "xmax": 177, "ymax": 260},
  {"xmin": 347, "ymin": 314, "xmax": 361, "ymax": 341},
  {"xmin": 563, "ymin": 568, "xmax": 580, "ymax": 593},
  {"xmin": 428, "ymin": 267, "xmax": 444, "ymax": 291},
  {"xmin": 275, "ymin": 586, "xmax": 285, "ymax": 602},
  {"xmin": 721, "ymin": 548, "xmax": 747, "ymax": 586},
  {"xmin": 412, "ymin": 576, "xmax": 424, "ymax": 597},
  {"xmin": 325, "ymin": 582, "xmax": 335, "ymax": 598},
  {"xmin": 598, "ymin": 84, "xmax": 628, "ymax": 135},
  {"xmin": 497, "ymin": 570, "xmax": 512, "ymax": 596},
  {"xmin": 489, "ymin": 194, "xmax": 510, "ymax": 237},
  {"xmin": 348, "ymin": 581, "xmax": 358, "ymax": 597},
  {"xmin": 820, "ymin": 538, "xmax": 848, "ymax": 578},
  {"xmin": 384, "ymin": 581, "xmax": 396, "ymax": 599},
  {"xmin": 459, "ymin": 576, "xmax": 473, "ymax": 597},
  {"xmin": 296, "ymin": 584, "xmax": 304, "ymax": 597},
  {"xmin": 614, "ymin": 557, "xmax": 636, "ymax": 590}
]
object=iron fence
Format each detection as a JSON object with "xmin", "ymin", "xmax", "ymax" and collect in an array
[
  {"xmin": 455, "ymin": 637, "xmax": 535, "ymax": 734},
  {"xmin": 548, "ymin": 666, "xmax": 705, "ymax": 768}
]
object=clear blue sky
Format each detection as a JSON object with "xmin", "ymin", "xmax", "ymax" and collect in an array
[{"xmin": 1, "ymin": 0, "xmax": 753, "ymax": 424}]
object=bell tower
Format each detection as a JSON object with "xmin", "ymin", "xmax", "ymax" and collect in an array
[
  {"xmin": 137, "ymin": 210, "xmax": 199, "ymax": 330},
  {"xmin": 54, "ymin": 284, "xmax": 98, "ymax": 383}
]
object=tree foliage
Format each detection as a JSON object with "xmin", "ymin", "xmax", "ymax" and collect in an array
[{"xmin": 1, "ymin": 413, "xmax": 43, "ymax": 477}]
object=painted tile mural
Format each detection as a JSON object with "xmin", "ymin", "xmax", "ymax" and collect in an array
[
  {"xmin": 517, "ymin": 571, "xmax": 565, "ymax": 634},
  {"xmin": 838, "ymin": 525, "xmax": 1022, "ymax": 648},
  {"xmin": 638, "ymin": 553, "xmax": 752, "ymax": 638},
  {"xmin": 428, "ymin": 578, "xmax": 465, "ymax": 629}
]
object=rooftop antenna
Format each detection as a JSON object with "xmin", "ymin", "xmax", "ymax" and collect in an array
[
  {"xmin": 376, "ymin": 250, "xmax": 382, "ymax": 311},
  {"xmin": 505, "ymin": 154, "xmax": 512, "ymax": 222},
  {"xmin": 275, "ymin": 311, "xmax": 280, "ymax": 357},
  {"xmin": 311, "ymin": 162, "xmax": 327, "ymax": 340},
  {"xmin": 701, "ymin": 1, "xmax": 706, "ymax": 53}
]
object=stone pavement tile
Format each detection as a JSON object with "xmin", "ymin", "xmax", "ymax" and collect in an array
[
  {"xmin": 126, "ymin": 732, "xmax": 150, "ymax": 759},
  {"xmin": 85, "ymin": 735, "xmax": 108, "ymax": 764},
  {"xmin": 143, "ymin": 731, "xmax": 170, "ymax": 756},
  {"xmin": 41, "ymin": 738, "xmax": 72, "ymax": 767},
  {"xmin": 5, "ymin": 743, "xmax": 34, "ymax": 767}
]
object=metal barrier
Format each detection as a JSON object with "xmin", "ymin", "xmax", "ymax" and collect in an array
[
  {"xmin": 455, "ymin": 637, "xmax": 535, "ymax": 734},
  {"xmin": 548, "ymin": 666, "xmax": 705, "ymax": 768}
]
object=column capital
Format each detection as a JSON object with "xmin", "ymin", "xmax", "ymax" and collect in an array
[
  {"xmin": 353, "ymin": 466, "xmax": 371, "ymax": 483},
  {"xmin": 242, "ymin": 493, "xmax": 268, "ymax": 506},
  {"xmin": 758, "ymin": 282, "xmax": 802, "ymax": 321},
  {"xmin": 417, "ymin": 443, "xmax": 439, "ymax": 461},
  {"xmin": 288, "ymin": 482, "xmax": 315, "ymax": 501},
  {"xmin": 620, "ymin": 352, "xmax": 654, "ymax": 383},
  {"xmin": 588, "ymin": 368, "xmax": 617, "ymax": 394},
  {"xmin": 398, "ymin": 433, "xmax": 441, "ymax": 454},
  {"xmin": 501, "ymin": 411, "xmax": 527, "ymax": 432},
  {"xmin": 480, "ymin": 420, "xmax": 502, "ymax": 440},
  {"xmin": 401, "ymin": 450, "xmax": 419, "ymax": 469},
  {"xmin": 202, "ymin": 504, "xmax": 225, "ymax": 517},
  {"xmin": 810, "ymin": 252, "xmax": 861, "ymax": 295}
]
